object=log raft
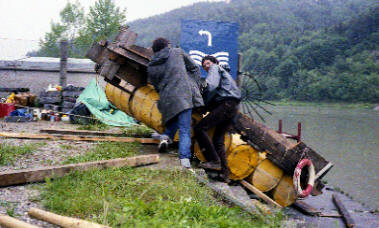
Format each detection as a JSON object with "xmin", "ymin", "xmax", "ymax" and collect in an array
[{"xmin": 86, "ymin": 26, "xmax": 333, "ymax": 205}]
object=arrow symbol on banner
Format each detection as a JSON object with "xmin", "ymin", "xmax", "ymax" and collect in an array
[{"xmin": 198, "ymin": 29, "xmax": 212, "ymax": 47}]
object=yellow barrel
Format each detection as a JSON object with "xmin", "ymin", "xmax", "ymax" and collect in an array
[
  {"xmin": 105, "ymin": 81, "xmax": 132, "ymax": 115},
  {"xmin": 247, "ymin": 159, "xmax": 284, "ymax": 192},
  {"xmin": 271, "ymin": 175, "xmax": 297, "ymax": 207},
  {"xmin": 129, "ymin": 85, "xmax": 164, "ymax": 133},
  {"xmin": 228, "ymin": 144, "xmax": 259, "ymax": 180}
]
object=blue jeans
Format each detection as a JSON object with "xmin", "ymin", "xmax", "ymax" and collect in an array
[{"xmin": 161, "ymin": 109, "xmax": 192, "ymax": 159}]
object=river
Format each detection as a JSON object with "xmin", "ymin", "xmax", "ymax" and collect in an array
[{"xmin": 252, "ymin": 104, "xmax": 379, "ymax": 210}]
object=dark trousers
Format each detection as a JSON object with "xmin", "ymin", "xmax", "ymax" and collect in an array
[{"xmin": 194, "ymin": 99, "xmax": 239, "ymax": 176}]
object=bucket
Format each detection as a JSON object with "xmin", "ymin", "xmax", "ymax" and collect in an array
[{"xmin": 0, "ymin": 103, "xmax": 16, "ymax": 118}]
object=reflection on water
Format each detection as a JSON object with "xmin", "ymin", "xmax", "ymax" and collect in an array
[{"xmin": 253, "ymin": 105, "xmax": 379, "ymax": 209}]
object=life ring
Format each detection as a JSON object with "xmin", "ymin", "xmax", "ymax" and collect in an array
[{"xmin": 293, "ymin": 158, "xmax": 315, "ymax": 198}]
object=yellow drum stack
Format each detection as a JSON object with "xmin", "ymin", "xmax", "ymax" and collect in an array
[{"xmin": 105, "ymin": 83, "xmax": 297, "ymax": 206}]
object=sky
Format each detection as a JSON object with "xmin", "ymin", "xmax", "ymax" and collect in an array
[{"xmin": 0, "ymin": 0, "xmax": 224, "ymax": 58}]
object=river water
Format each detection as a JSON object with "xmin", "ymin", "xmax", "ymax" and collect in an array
[{"xmin": 251, "ymin": 104, "xmax": 379, "ymax": 210}]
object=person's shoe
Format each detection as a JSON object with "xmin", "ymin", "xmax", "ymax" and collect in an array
[
  {"xmin": 180, "ymin": 158, "xmax": 191, "ymax": 169},
  {"xmin": 219, "ymin": 173, "xmax": 231, "ymax": 184},
  {"xmin": 158, "ymin": 139, "xmax": 168, "ymax": 153},
  {"xmin": 199, "ymin": 162, "xmax": 222, "ymax": 171}
]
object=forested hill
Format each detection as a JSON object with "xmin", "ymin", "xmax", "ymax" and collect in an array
[{"xmin": 129, "ymin": 0, "xmax": 379, "ymax": 102}]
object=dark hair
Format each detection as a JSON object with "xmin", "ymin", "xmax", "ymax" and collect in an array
[
  {"xmin": 201, "ymin": 55, "xmax": 219, "ymax": 66},
  {"xmin": 152, "ymin": 38, "xmax": 169, "ymax": 53}
]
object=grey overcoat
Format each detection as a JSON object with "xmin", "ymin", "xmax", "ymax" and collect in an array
[{"xmin": 147, "ymin": 47, "xmax": 204, "ymax": 125}]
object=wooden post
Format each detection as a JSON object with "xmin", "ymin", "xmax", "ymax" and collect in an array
[
  {"xmin": 0, "ymin": 214, "xmax": 40, "ymax": 228},
  {"xmin": 240, "ymin": 180, "xmax": 282, "ymax": 208},
  {"xmin": 236, "ymin": 53, "xmax": 243, "ymax": 86},
  {"xmin": 332, "ymin": 194, "xmax": 355, "ymax": 228},
  {"xmin": 60, "ymin": 40, "xmax": 68, "ymax": 87},
  {"xmin": 29, "ymin": 208, "xmax": 109, "ymax": 228}
]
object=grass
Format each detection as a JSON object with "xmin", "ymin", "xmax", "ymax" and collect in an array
[
  {"xmin": 59, "ymin": 144, "xmax": 74, "ymax": 150},
  {"xmin": 77, "ymin": 122, "xmax": 111, "ymax": 131},
  {"xmin": 0, "ymin": 143, "xmax": 46, "ymax": 165},
  {"xmin": 120, "ymin": 125, "xmax": 154, "ymax": 137},
  {"xmin": 62, "ymin": 142, "xmax": 140, "ymax": 164},
  {"xmin": 40, "ymin": 168, "xmax": 281, "ymax": 227}
]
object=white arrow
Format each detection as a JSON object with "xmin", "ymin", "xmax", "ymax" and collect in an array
[{"xmin": 198, "ymin": 29, "xmax": 212, "ymax": 47}]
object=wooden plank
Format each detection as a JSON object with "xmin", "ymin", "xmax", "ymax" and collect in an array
[
  {"xmin": 319, "ymin": 212, "xmax": 342, "ymax": 218},
  {"xmin": 40, "ymin": 128, "xmax": 126, "ymax": 137},
  {"xmin": 0, "ymin": 154, "xmax": 159, "ymax": 187},
  {"xmin": 0, "ymin": 132, "xmax": 159, "ymax": 144},
  {"xmin": 233, "ymin": 113, "xmax": 332, "ymax": 176},
  {"xmin": 0, "ymin": 214, "xmax": 40, "ymax": 228},
  {"xmin": 293, "ymin": 201, "xmax": 320, "ymax": 216},
  {"xmin": 240, "ymin": 180, "xmax": 282, "ymax": 208},
  {"xmin": 332, "ymin": 194, "xmax": 355, "ymax": 228},
  {"xmin": 29, "ymin": 208, "xmax": 109, "ymax": 228}
]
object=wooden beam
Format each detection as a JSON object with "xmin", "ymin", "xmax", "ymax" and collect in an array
[
  {"xmin": 240, "ymin": 180, "xmax": 282, "ymax": 208},
  {"xmin": 0, "ymin": 214, "xmax": 40, "ymax": 228},
  {"xmin": 0, "ymin": 154, "xmax": 159, "ymax": 187},
  {"xmin": 40, "ymin": 128, "xmax": 126, "ymax": 137},
  {"xmin": 0, "ymin": 132, "xmax": 159, "ymax": 144},
  {"xmin": 332, "ymin": 194, "xmax": 355, "ymax": 228},
  {"xmin": 29, "ymin": 208, "xmax": 109, "ymax": 228},
  {"xmin": 293, "ymin": 201, "xmax": 320, "ymax": 216}
]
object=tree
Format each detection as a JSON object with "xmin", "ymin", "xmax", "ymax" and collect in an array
[
  {"xmin": 86, "ymin": 0, "xmax": 126, "ymax": 42},
  {"xmin": 32, "ymin": 0, "xmax": 126, "ymax": 58}
]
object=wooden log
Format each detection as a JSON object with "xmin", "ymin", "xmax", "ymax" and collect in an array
[
  {"xmin": 233, "ymin": 113, "xmax": 333, "ymax": 177},
  {"xmin": 240, "ymin": 180, "xmax": 282, "ymax": 208},
  {"xmin": 190, "ymin": 170, "xmax": 266, "ymax": 220},
  {"xmin": 0, "ymin": 214, "xmax": 40, "ymax": 228},
  {"xmin": 0, "ymin": 132, "xmax": 159, "ymax": 144},
  {"xmin": 332, "ymin": 194, "xmax": 355, "ymax": 228},
  {"xmin": 0, "ymin": 154, "xmax": 159, "ymax": 187},
  {"xmin": 293, "ymin": 201, "xmax": 320, "ymax": 216},
  {"xmin": 28, "ymin": 208, "xmax": 109, "ymax": 228}
]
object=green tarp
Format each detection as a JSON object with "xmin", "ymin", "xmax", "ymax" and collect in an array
[{"xmin": 77, "ymin": 79, "xmax": 135, "ymax": 126}]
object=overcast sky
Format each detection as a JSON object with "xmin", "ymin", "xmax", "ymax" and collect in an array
[{"xmin": 0, "ymin": 0, "xmax": 223, "ymax": 58}]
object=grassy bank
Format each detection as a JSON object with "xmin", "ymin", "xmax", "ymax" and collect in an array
[
  {"xmin": 0, "ymin": 143, "xmax": 45, "ymax": 165},
  {"xmin": 40, "ymin": 168, "xmax": 281, "ymax": 227},
  {"xmin": 269, "ymin": 100, "xmax": 376, "ymax": 109}
]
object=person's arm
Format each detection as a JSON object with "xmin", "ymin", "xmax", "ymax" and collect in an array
[
  {"xmin": 205, "ymin": 64, "xmax": 221, "ymax": 94},
  {"xmin": 182, "ymin": 50, "xmax": 201, "ymax": 87}
]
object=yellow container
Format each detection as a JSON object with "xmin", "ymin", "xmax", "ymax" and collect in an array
[
  {"xmin": 247, "ymin": 159, "xmax": 284, "ymax": 192},
  {"xmin": 271, "ymin": 175, "xmax": 297, "ymax": 207},
  {"xmin": 228, "ymin": 144, "xmax": 259, "ymax": 180},
  {"xmin": 129, "ymin": 85, "xmax": 164, "ymax": 133},
  {"xmin": 105, "ymin": 81, "xmax": 132, "ymax": 115}
]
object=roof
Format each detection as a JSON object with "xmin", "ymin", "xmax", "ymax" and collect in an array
[{"xmin": 0, "ymin": 57, "xmax": 96, "ymax": 73}]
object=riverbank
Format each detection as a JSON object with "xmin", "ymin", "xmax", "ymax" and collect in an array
[{"xmin": 269, "ymin": 100, "xmax": 377, "ymax": 109}]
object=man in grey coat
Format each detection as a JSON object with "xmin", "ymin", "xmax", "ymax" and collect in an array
[{"xmin": 147, "ymin": 38, "xmax": 204, "ymax": 168}]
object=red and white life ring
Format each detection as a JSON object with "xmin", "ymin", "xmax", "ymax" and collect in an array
[{"xmin": 293, "ymin": 158, "xmax": 315, "ymax": 198}]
